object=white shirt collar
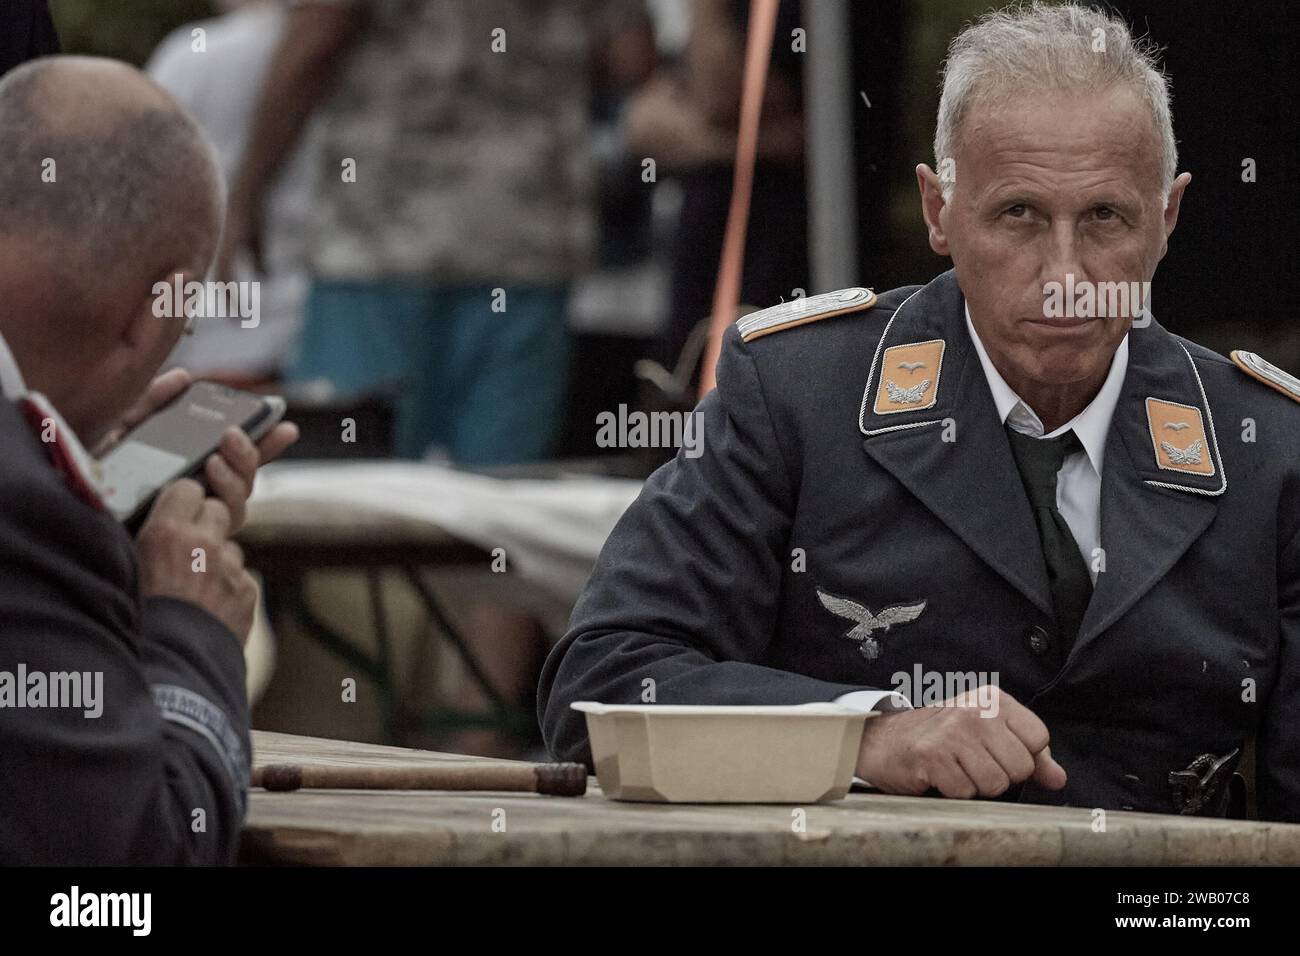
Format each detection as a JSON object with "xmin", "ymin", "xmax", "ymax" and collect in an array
[
  {"xmin": 964, "ymin": 302, "xmax": 1128, "ymax": 476},
  {"xmin": 0, "ymin": 328, "xmax": 27, "ymax": 400}
]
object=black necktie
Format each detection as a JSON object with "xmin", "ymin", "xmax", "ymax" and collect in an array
[{"xmin": 1003, "ymin": 425, "xmax": 1093, "ymax": 653}]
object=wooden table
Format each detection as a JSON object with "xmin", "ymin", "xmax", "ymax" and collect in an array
[{"xmin": 240, "ymin": 731, "xmax": 1300, "ymax": 866}]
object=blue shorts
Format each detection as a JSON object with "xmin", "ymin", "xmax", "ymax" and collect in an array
[{"xmin": 289, "ymin": 280, "xmax": 570, "ymax": 465}]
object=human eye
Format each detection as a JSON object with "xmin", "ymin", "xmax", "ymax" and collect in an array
[{"xmin": 1090, "ymin": 203, "xmax": 1129, "ymax": 225}]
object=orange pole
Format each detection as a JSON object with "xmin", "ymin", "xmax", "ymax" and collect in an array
[{"xmin": 697, "ymin": 0, "xmax": 780, "ymax": 397}]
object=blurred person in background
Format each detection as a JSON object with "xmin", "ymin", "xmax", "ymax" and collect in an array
[
  {"xmin": 148, "ymin": 0, "xmax": 321, "ymax": 384},
  {"xmin": 219, "ymin": 0, "xmax": 653, "ymax": 756},
  {"xmin": 220, "ymin": 0, "xmax": 652, "ymax": 465},
  {"xmin": 627, "ymin": 0, "xmax": 808, "ymax": 372}
]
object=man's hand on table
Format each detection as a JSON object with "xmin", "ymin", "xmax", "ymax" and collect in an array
[{"xmin": 856, "ymin": 686, "xmax": 1067, "ymax": 798}]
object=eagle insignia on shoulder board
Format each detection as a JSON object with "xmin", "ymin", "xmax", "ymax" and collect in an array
[
  {"xmin": 736, "ymin": 287, "xmax": 877, "ymax": 343},
  {"xmin": 1231, "ymin": 350, "xmax": 1300, "ymax": 404}
]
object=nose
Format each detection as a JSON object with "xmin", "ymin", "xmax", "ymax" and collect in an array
[{"xmin": 1039, "ymin": 220, "xmax": 1088, "ymax": 293}]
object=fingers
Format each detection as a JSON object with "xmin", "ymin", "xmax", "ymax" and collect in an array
[
  {"xmin": 221, "ymin": 539, "xmax": 244, "ymax": 568},
  {"xmin": 953, "ymin": 745, "xmax": 1011, "ymax": 798},
  {"xmin": 214, "ymin": 426, "xmax": 258, "ymax": 505},
  {"xmin": 1032, "ymin": 746, "xmax": 1069, "ymax": 790},
  {"xmin": 898, "ymin": 687, "xmax": 1061, "ymax": 801},
  {"xmin": 220, "ymin": 540, "xmax": 251, "ymax": 586},
  {"xmin": 149, "ymin": 478, "xmax": 206, "ymax": 523},
  {"xmin": 255, "ymin": 421, "xmax": 299, "ymax": 466},
  {"xmin": 151, "ymin": 420, "xmax": 292, "ymax": 540},
  {"xmin": 130, "ymin": 369, "xmax": 193, "ymax": 427},
  {"xmin": 91, "ymin": 368, "xmax": 193, "ymax": 456},
  {"xmin": 207, "ymin": 423, "xmax": 298, "ymax": 534},
  {"xmin": 982, "ymin": 724, "xmax": 1038, "ymax": 785},
  {"xmin": 198, "ymin": 497, "xmax": 232, "ymax": 541},
  {"xmin": 134, "ymin": 480, "xmax": 258, "ymax": 645},
  {"xmin": 219, "ymin": 541, "xmax": 258, "ymax": 644},
  {"xmin": 999, "ymin": 693, "xmax": 1053, "ymax": 756},
  {"xmin": 980, "ymin": 689, "xmax": 1063, "ymax": 790},
  {"xmin": 939, "ymin": 739, "xmax": 1066, "ymax": 798},
  {"xmin": 219, "ymin": 426, "xmax": 260, "ymax": 474},
  {"xmin": 928, "ymin": 752, "xmax": 980, "ymax": 800},
  {"xmin": 205, "ymin": 452, "xmax": 249, "ymax": 534}
]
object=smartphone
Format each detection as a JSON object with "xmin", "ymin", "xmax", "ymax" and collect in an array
[{"xmin": 98, "ymin": 381, "xmax": 286, "ymax": 532}]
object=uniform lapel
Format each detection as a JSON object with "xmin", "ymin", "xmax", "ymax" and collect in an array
[
  {"xmin": 859, "ymin": 270, "xmax": 1054, "ymax": 617},
  {"xmin": 1072, "ymin": 321, "xmax": 1224, "ymax": 655}
]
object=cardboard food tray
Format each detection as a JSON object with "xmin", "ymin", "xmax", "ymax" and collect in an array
[{"xmin": 572, "ymin": 702, "xmax": 873, "ymax": 803}]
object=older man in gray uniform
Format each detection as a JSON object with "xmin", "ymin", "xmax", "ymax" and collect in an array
[
  {"xmin": 540, "ymin": 3, "xmax": 1300, "ymax": 821},
  {"xmin": 0, "ymin": 57, "xmax": 295, "ymax": 863}
]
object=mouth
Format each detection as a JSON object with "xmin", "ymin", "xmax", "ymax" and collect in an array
[{"xmin": 1026, "ymin": 315, "xmax": 1097, "ymax": 330}]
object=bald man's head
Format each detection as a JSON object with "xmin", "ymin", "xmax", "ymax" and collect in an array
[
  {"xmin": 0, "ymin": 57, "xmax": 225, "ymax": 300},
  {"xmin": 0, "ymin": 56, "xmax": 225, "ymax": 442}
]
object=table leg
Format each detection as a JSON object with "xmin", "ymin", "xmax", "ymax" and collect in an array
[{"xmin": 401, "ymin": 566, "xmax": 535, "ymax": 739}]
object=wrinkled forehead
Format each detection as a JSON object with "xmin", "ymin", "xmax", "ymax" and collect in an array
[{"xmin": 956, "ymin": 85, "xmax": 1166, "ymax": 196}]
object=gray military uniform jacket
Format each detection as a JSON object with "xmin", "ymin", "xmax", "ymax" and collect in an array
[
  {"xmin": 0, "ymin": 396, "xmax": 249, "ymax": 864},
  {"xmin": 539, "ymin": 269, "xmax": 1300, "ymax": 821}
]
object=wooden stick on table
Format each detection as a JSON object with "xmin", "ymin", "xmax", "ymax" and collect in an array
[{"xmin": 253, "ymin": 762, "xmax": 588, "ymax": 797}]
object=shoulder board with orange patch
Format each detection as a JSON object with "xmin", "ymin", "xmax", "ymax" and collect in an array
[
  {"xmin": 737, "ymin": 287, "xmax": 877, "ymax": 343},
  {"xmin": 1231, "ymin": 350, "xmax": 1300, "ymax": 404}
]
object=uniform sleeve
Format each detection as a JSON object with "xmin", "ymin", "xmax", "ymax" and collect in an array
[
  {"xmin": 0, "ymin": 437, "xmax": 249, "ymax": 865},
  {"xmin": 1257, "ymin": 514, "xmax": 1300, "ymax": 822},
  {"xmin": 538, "ymin": 327, "xmax": 877, "ymax": 765}
]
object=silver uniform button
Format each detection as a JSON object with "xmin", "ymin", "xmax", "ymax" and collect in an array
[{"xmin": 1027, "ymin": 625, "xmax": 1051, "ymax": 656}]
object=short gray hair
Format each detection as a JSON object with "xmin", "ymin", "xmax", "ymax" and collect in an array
[
  {"xmin": 0, "ymin": 60, "xmax": 224, "ymax": 296},
  {"xmin": 934, "ymin": 2, "xmax": 1176, "ymax": 200}
]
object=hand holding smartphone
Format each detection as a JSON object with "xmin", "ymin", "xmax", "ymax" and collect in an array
[{"xmin": 98, "ymin": 381, "xmax": 286, "ymax": 533}]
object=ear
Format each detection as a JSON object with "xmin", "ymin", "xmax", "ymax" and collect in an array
[
  {"xmin": 1158, "ymin": 172, "xmax": 1192, "ymax": 260},
  {"xmin": 916, "ymin": 163, "xmax": 951, "ymax": 256},
  {"xmin": 121, "ymin": 269, "xmax": 185, "ymax": 362}
]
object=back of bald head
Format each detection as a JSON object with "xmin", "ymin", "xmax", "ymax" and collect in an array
[{"xmin": 0, "ymin": 56, "xmax": 224, "ymax": 332}]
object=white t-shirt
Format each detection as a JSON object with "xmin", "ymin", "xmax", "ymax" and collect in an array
[{"xmin": 147, "ymin": 2, "xmax": 322, "ymax": 376}]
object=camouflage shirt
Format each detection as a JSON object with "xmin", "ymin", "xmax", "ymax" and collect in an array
[{"xmin": 297, "ymin": 0, "xmax": 640, "ymax": 284}]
